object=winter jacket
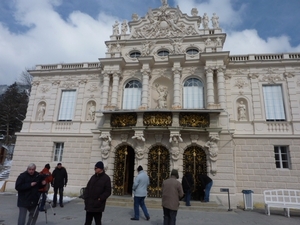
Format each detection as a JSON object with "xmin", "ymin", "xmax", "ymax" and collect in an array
[
  {"xmin": 84, "ymin": 171, "xmax": 111, "ymax": 212},
  {"xmin": 52, "ymin": 166, "xmax": 68, "ymax": 188},
  {"xmin": 132, "ymin": 170, "xmax": 149, "ymax": 197},
  {"xmin": 182, "ymin": 173, "xmax": 194, "ymax": 193},
  {"xmin": 15, "ymin": 170, "xmax": 44, "ymax": 208},
  {"xmin": 39, "ymin": 168, "xmax": 53, "ymax": 192},
  {"xmin": 198, "ymin": 174, "xmax": 212, "ymax": 188},
  {"xmin": 162, "ymin": 175, "xmax": 184, "ymax": 211}
]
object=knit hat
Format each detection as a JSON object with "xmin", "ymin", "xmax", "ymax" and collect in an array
[
  {"xmin": 57, "ymin": 163, "xmax": 62, "ymax": 166},
  {"xmin": 45, "ymin": 164, "xmax": 50, "ymax": 169},
  {"xmin": 95, "ymin": 161, "xmax": 104, "ymax": 169},
  {"xmin": 171, "ymin": 169, "xmax": 179, "ymax": 179},
  {"xmin": 137, "ymin": 165, "xmax": 143, "ymax": 172}
]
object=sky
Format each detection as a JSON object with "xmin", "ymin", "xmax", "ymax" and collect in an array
[{"xmin": 0, "ymin": 0, "xmax": 300, "ymax": 85}]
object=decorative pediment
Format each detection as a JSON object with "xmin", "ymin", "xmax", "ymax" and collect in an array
[{"xmin": 129, "ymin": 6, "xmax": 201, "ymax": 39}]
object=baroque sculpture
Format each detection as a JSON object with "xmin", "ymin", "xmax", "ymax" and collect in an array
[
  {"xmin": 238, "ymin": 101, "xmax": 247, "ymax": 121},
  {"xmin": 211, "ymin": 13, "xmax": 219, "ymax": 29},
  {"xmin": 155, "ymin": 83, "xmax": 168, "ymax": 109},
  {"xmin": 169, "ymin": 134, "xmax": 183, "ymax": 169},
  {"xmin": 204, "ymin": 135, "xmax": 220, "ymax": 175},
  {"xmin": 112, "ymin": 21, "xmax": 119, "ymax": 35},
  {"xmin": 87, "ymin": 102, "xmax": 96, "ymax": 121},
  {"xmin": 37, "ymin": 103, "xmax": 46, "ymax": 121}
]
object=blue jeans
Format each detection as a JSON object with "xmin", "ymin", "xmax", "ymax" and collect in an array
[
  {"xmin": 133, "ymin": 196, "xmax": 149, "ymax": 220},
  {"xmin": 39, "ymin": 192, "xmax": 47, "ymax": 211},
  {"xmin": 204, "ymin": 181, "xmax": 213, "ymax": 202},
  {"xmin": 184, "ymin": 190, "xmax": 192, "ymax": 206},
  {"xmin": 163, "ymin": 207, "xmax": 177, "ymax": 225}
]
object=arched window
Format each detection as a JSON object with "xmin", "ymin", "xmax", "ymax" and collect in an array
[
  {"xmin": 183, "ymin": 78, "xmax": 204, "ymax": 109},
  {"xmin": 157, "ymin": 50, "xmax": 169, "ymax": 57},
  {"xmin": 122, "ymin": 80, "xmax": 142, "ymax": 109},
  {"xmin": 186, "ymin": 48, "xmax": 199, "ymax": 55},
  {"xmin": 129, "ymin": 51, "xmax": 141, "ymax": 58}
]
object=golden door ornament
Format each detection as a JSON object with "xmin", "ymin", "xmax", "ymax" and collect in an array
[
  {"xmin": 147, "ymin": 146, "xmax": 170, "ymax": 197},
  {"xmin": 179, "ymin": 113, "xmax": 210, "ymax": 127},
  {"xmin": 113, "ymin": 146, "xmax": 128, "ymax": 195},
  {"xmin": 143, "ymin": 112, "xmax": 172, "ymax": 126},
  {"xmin": 111, "ymin": 113, "xmax": 137, "ymax": 127}
]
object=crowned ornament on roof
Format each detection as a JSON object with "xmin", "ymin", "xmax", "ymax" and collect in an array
[{"xmin": 128, "ymin": 0, "xmax": 203, "ymax": 39}]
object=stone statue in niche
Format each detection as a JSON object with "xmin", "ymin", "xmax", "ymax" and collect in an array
[
  {"xmin": 37, "ymin": 103, "xmax": 46, "ymax": 121},
  {"xmin": 155, "ymin": 83, "xmax": 168, "ymax": 109},
  {"xmin": 87, "ymin": 102, "xmax": 96, "ymax": 121},
  {"xmin": 211, "ymin": 13, "xmax": 219, "ymax": 29},
  {"xmin": 112, "ymin": 21, "xmax": 119, "ymax": 35},
  {"xmin": 202, "ymin": 13, "xmax": 209, "ymax": 29},
  {"xmin": 121, "ymin": 20, "xmax": 128, "ymax": 35},
  {"xmin": 170, "ymin": 38, "xmax": 183, "ymax": 54},
  {"xmin": 238, "ymin": 101, "xmax": 247, "ymax": 121}
]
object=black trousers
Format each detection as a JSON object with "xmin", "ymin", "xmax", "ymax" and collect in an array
[
  {"xmin": 53, "ymin": 187, "xmax": 63, "ymax": 205},
  {"xmin": 84, "ymin": 211, "xmax": 103, "ymax": 225}
]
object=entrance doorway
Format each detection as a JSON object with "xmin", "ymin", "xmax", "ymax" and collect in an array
[
  {"xmin": 148, "ymin": 145, "xmax": 170, "ymax": 198},
  {"xmin": 113, "ymin": 145, "xmax": 135, "ymax": 196},
  {"xmin": 183, "ymin": 146, "xmax": 207, "ymax": 201}
]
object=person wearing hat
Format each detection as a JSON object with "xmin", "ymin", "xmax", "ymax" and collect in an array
[
  {"xmin": 131, "ymin": 165, "xmax": 150, "ymax": 221},
  {"xmin": 51, "ymin": 163, "xmax": 68, "ymax": 207},
  {"xmin": 38, "ymin": 163, "xmax": 53, "ymax": 211},
  {"xmin": 161, "ymin": 169, "xmax": 184, "ymax": 225},
  {"xmin": 84, "ymin": 161, "xmax": 111, "ymax": 225}
]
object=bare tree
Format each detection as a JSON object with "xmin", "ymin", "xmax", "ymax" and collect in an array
[{"xmin": 17, "ymin": 68, "xmax": 33, "ymax": 92}]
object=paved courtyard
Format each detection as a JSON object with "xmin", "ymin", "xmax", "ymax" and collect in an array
[{"xmin": 0, "ymin": 192, "xmax": 299, "ymax": 225}]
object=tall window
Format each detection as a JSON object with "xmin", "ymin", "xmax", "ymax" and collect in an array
[
  {"xmin": 58, "ymin": 90, "xmax": 76, "ymax": 121},
  {"xmin": 274, "ymin": 146, "xmax": 290, "ymax": 169},
  {"xmin": 263, "ymin": 85, "xmax": 286, "ymax": 121},
  {"xmin": 122, "ymin": 80, "xmax": 142, "ymax": 109},
  {"xmin": 183, "ymin": 78, "xmax": 204, "ymax": 109},
  {"xmin": 54, "ymin": 143, "xmax": 64, "ymax": 162}
]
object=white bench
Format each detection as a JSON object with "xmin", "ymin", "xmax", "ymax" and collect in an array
[{"xmin": 263, "ymin": 189, "xmax": 300, "ymax": 217}]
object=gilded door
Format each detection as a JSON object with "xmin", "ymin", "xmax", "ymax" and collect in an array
[
  {"xmin": 113, "ymin": 145, "xmax": 135, "ymax": 196},
  {"xmin": 183, "ymin": 146, "xmax": 207, "ymax": 200},
  {"xmin": 148, "ymin": 145, "xmax": 170, "ymax": 198}
]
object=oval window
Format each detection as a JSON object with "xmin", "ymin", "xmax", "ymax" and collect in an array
[
  {"xmin": 157, "ymin": 50, "xmax": 169, "ymax": 57},
  {"xmin": 186, "ymin": 48, "xmax": 199, "ymax": 55},
  {"xmin": 130, "ymin": 51, "xmax": 141, "ymax": 58}
]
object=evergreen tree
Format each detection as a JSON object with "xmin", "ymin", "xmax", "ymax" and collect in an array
[{"xmin": 0, "ymin": 82, "xmax": 29, "ymax": 144}]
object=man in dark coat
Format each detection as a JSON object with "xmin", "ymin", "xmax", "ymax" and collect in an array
[
  {"xmin": 182, "ymin": 172, "xmax": 194, "ymax": 206},
  {"xmin": 51, "ymin": 162, "xmax": 68, "ymax": 207},
  {"xmin": 198, "ymin": 173, "xmax": 213, "ymax": 202},
  {"xmin": 84, "ymin": 161, "xmax": 111, "ymax": 225},
  {"xmin": 15, "ymin": 163, "xmax": 46, "ymax": 225}
]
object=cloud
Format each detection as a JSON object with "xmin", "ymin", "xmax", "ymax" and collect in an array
[{"xmin": 0, "ymin": 0, "xmax": 114, "ymax": 85}]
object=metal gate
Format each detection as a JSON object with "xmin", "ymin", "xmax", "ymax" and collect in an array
[
  {"xmin": 147, "ymin": 145, "xmax": 170, "ymax": 198},
  {"xmin": 183, "ymin": 146, "xmax": 207, "ymax": 200},
  {"xmin": 113, "ymin": 145, "xmax": 135, "ymax": 196}
]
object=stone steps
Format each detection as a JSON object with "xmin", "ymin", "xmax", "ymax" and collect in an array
[{"xmin": 106, "ymin": 196, "xmax": 226, "ymax": 211}]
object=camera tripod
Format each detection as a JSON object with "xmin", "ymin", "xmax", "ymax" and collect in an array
[{"xmin": 32, "ymin": 192, "xmax": 56, "ymax": 224}]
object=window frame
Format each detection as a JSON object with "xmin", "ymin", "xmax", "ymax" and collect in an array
[
  {"xmin": 262, "ymin": 85, "xmax": 286, "ymax": 121},
  {"xmin": 274, "ymin": 146, "xmax": 291, "ymax": 169},
  {"xmin": 129, "ymin": 51, "xmax": 141, "ymax": 58},
  {"xmin": 183, "ymin": 78, "xmax": 204, "ymax": 109},
  {"xmin": 186, "ymin": 48, "xmax": 199, "ymax": 55},
  {"xmin": 53, "ymin": 142, "xmax": 64, "ymax": 162},
  {"xmin": 122, "ymin": 80, "xmax": 142, "ymax": 110},
  {"xmin": 157, "ymin": 50, "xmax": 169, "ymax": 57},
  {"xmin": 58, "ymin": 90, "xmax": 76, "ymax": 121}
]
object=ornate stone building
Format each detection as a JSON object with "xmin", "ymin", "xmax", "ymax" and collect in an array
[{"xmin": 7, "ymin": 1, "xmax": 300, "ymax": 207}]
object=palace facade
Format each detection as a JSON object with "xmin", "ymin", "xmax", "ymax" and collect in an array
[{"xmin": 7, "ymin": 1, "xmax": 300, "ymax": 207}]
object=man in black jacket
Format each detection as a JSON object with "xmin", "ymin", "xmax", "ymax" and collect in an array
[
  {"xmin": 84, "ymin": 161, "xmax": 111, "ymax": 225},
  {"xmin": 51, "ymin": 162, "xmax": 68, "ymax": 207},
  {"xmin": 15, "ymin": 163, "xmax": 46, "ymax": 225}
]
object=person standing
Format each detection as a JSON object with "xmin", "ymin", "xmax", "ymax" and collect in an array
[
  {"xmin": 15, "ymin": 163, "xmax": 46, "ymax": 225},
  {"xmin": 131, "ymin": 165, "xmax": 150, "ymax": 221},
  {"xmin": 161, "ymin": 169, "xmax": 184, "ymax": 225},
  {"xmin": 181, "ymin": 172, "xmax": 194, "ymax": 206},
  {"xmin": 198, "ymin": 173, "xmax": 213, "ymax": 202},
  {"xmin": 38, "ymin": 163, "xmax": 53, "ymax": 211},
  {"xmin": 84, "ymin": 161, "xmax": 111, "ymax": 225},
  {"xmin": 51, "ymin": 162, "xmax": 68, "ymax": 207}
]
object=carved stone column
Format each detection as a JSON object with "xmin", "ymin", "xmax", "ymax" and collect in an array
[
  {"xmin": 172, "ymin": 67, "xmax": 182, "ymax": 109},
  {"xmin": 140, "ymin": 69, "xmax": 151, "ymax": 109},
  {"xmin": 205, "ymin": 67, "xmax": 214, "ymax": 107},
  {"xmin": 101, "ymin": 72, "xmax": 110, "ymax": 110},
  {"xmin": 111, "ymin": 72, "xmax": 120, "ymax": 107},
  {"xmin": 217, "ymin": 66, "xmax": 226, "ymax": 110}
]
